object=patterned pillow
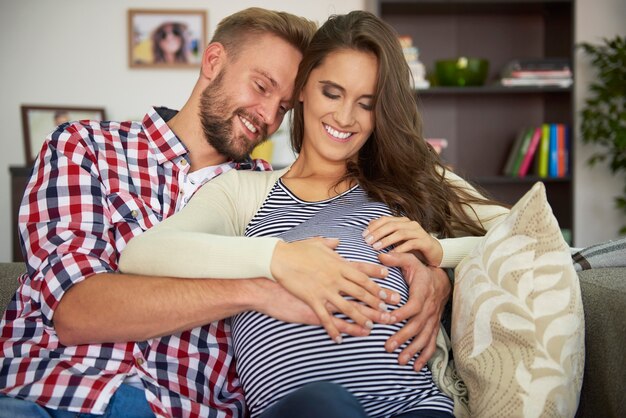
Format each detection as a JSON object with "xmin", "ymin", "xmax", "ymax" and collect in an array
[{"xmin": 451, "ymin": 182, "xmax": 584, "ymax": 418}]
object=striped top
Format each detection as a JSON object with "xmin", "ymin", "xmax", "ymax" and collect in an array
[{"xmin": 234, "ymin": 180, "xmax": 454, "ymax": 418}]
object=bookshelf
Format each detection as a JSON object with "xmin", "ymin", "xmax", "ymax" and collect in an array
[{"xmin": 376, "ymin": 0, "xmax": 574, "ymax": 237}]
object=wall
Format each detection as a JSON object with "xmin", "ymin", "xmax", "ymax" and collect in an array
[
  {"xmin": 1, "ymin": 0, "xmax": 624, "ymax": 260},
  {"xmin": 0, "ymin": 0, "xmax": 366, "ymax": 261},
  {"xmin": 574, "ymin": 0, "xmax": 626, "ymax": 246}
]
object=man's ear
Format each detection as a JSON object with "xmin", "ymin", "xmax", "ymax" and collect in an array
[{"xmin": 201, "ymin": 42, "xmax": 226, "ymax": 81}]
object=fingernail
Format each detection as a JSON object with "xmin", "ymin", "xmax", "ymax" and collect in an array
[
  {"xmin": 334, "ymin": 335, "xmax": 343, "ymax": 344},
  {"xmin": 381, "ymin": 312, "xmax": 390, "ymax": 322},
  {"xmin": 390, "ymin": 315, "xmax": 397, "ymax": 322},
  {"xmin": 365, "ymin": 320, "xmax": 374, "ymax": 329},
  {"xmin": 378, "ymin": 302, "xmax": 388, "ymax": 312},
  {"xmin": 400, "ymin": 354, "xmax": 408, "ymax": 363},
  {"xmin": 389, "ymin": 340, "xmax": 398, "ymax": 351},
  {"xmin": 380, "ymin": 267, "xmax": 388, "ymax": 276},
  {"xmin": 390, "ymin": 293, "xmax": 400, "ymax": 303},
  {"xmin": 379, "ymin": 290, "xmax": 387, "ymax": 299},
  {"xmin": 365, "ymin": 235, "xmax": 374, "ymax": 244},
  {"xmin": 373, "ymin": 241, "xmax": 382, "ymax": 250},
  {"xmin": 362, "ymin": 229, "xmax": 369, "ymax": 238}
]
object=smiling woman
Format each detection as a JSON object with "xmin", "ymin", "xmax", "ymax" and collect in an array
[{"xmin": 296, "ymin": 49, "xmax": 377, "ymax": 175}]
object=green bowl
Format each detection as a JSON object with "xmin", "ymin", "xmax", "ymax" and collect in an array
[{"xmin": 435, "ymin": 57, "xmax": 489, "ymax": 86}]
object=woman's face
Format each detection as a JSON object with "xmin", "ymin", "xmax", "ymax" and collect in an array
[
  {"xmin": 159, "ymin": 24, "xmax": 183, "ymax": 55},
  {"xmin": 299, "ymin": 48, "xmax": 377, "ymax": 165}
]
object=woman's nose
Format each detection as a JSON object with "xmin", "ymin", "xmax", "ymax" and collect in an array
[{"xmin": 334, "ymin": 104, "xmax": 355, "ymax": 127}]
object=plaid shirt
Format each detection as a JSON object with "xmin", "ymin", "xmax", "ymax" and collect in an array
[{"xmin": 0, "ymin": 107, "xmax": 271, "ymax": 417}]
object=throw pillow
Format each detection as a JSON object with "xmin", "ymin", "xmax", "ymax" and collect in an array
[{"xmin": 451, "ymin": 182, "xmax": 584, "ymax": 418}]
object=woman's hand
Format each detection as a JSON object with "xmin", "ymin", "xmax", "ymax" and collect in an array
[
  {"xmin": 270, "ymin": 237, "xmax": 400, "ymax": 343},
  {"xmin": 363, "ymin": 216, "xmax": 443, "ymax": 267}
]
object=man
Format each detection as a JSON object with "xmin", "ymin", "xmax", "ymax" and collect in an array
[{"xmin": 0, "ymin": 7, "xmax": 451, "ymax": 418}]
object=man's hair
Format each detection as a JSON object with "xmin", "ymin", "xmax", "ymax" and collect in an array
[{"xmin": 211, "ymin": 7, "xmax": 317, "ymax": 60}]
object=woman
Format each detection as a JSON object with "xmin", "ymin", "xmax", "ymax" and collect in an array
[
  {"xmin": 152, "ymin": 22, "xmax": 189, "ymax": 64},
  {"xmin": 120, "ymin": 11, "xmax": 508, "ymax": 417}
]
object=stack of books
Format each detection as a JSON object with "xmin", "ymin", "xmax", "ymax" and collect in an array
[
  {"xmin": 502, "ymin": 124, "xmax": 570, "ymax": 178},
  {"xmin": 500, "ymin": 59, "xmax": 573, "ymax": 88},
  {"xmin": 398, "ymin": 35, "xmax": 430, "ymax": 89}
]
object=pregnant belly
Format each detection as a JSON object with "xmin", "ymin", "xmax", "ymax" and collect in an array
[{"xmin": 231, "ymin": 274, "xmax": 441, "ymax": 417}]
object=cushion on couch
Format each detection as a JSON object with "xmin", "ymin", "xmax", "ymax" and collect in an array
[{"xmin": 452, "ymin": 182, "xmax": 585, "ymax": 417}]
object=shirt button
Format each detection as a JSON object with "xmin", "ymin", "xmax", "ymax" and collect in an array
[
  {"xmin": 136, "ymin": 358, "xmax": 145, "ymax": 366},
  {"xmin": 131, "ymin": 210, "xmax": 138, "ymax": 218},
  {"xmin": 181, "ymin": 159, "xmax": 188, "ymax": 166}
]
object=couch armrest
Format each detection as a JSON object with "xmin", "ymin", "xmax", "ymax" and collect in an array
[
  {"xmin": 576, "ymin": 267, "xmax": 626, "ymax": 417},
  {"xmin": 0, "ymin": 262, "xmax": 26, "ymax": 316}
]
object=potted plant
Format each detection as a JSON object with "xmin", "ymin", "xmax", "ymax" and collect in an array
[{"xmin": 579, "ymin": 36, "xmax": 626, "ymax": 234}]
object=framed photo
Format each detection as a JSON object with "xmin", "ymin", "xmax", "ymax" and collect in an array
[
  {"xmin": 20, "ymin": 105, "xmax": 107, "ymax": 165},
  {"xmin": 128, "ymin": 9, "xmax": 207, "ymax": 68}
]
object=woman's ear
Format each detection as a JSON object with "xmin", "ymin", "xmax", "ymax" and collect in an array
[{"xmin": 200, "ymin": 42, "xmax": 226, "ymax": 81}]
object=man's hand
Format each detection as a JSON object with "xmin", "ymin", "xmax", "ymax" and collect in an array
[{"xmin": 378, "ymin": 252, "xmax": 451, "ymax": 371}]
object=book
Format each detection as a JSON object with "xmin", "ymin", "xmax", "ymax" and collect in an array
[
  {"xmin": 549, "ymin": 123, "xmax": 558, "ymax": 177},
  {"xmin": 500, "ymin": 77, "xmax": 573, "ymax": 88},
  {"xmin": 537, "ymin": 124, "xmax": 551, "ymax": 178},
  {"xmin": 511, "ymin": 128, "xmax": 534, "ymax": 177},
  {"xmin": 502, "ymin": 128, "xmax": 529, "ymax": 176},
  {"xmin": 518, "ymin": 126, "xmax": 542, "ymax": 177},
  {"xmin": 557, "ymin": 124, "xmax": 566, "ymax": 177},
  {"xmin": 510, "ymin": 69, "xmax": 572, "ymax": 79}
]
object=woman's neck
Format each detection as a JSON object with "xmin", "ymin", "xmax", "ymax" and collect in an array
[{"xmin": 282, "ymin": 152, "xmax": 355, "ymax": 201}]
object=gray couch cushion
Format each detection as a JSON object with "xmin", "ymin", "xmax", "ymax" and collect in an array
[
  {"xmin": 0, "ymin": 262, "xmax": 26, "ymax": 315},
  {"xmin": 576, "ymin": 268, "xmax": 626, "ymax": 417}
]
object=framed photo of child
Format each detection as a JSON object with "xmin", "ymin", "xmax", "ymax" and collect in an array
[
  {"xmin": 20, "ymin": 105, "xmax": 107, "ymax": 165},
  {"xmin": 128, "ymin": 9, "xmax": 207, "ymax": 68}
]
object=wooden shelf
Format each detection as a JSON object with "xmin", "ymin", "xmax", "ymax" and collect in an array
[
  {"xmin": 473, "ymin": 175, "xmax": 572, "ymax": 184},
  {"xmin": 416, "ymin": 85, "xmax": 572, "ymax": 95},
  {"xmin": 378, "ymin": 0, "xmax": 574, "ymax": 232}
]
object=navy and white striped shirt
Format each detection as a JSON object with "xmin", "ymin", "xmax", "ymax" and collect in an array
[{"xmin": 234, "ymin": 180, "xmax": 454, "ymax": 418}]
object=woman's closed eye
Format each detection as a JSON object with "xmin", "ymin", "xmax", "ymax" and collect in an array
[{"xmin": 322, "ymin": 88, "xmax": 340, "ymax": 100}]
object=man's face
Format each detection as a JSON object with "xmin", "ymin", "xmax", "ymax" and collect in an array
[{"xmin": 199, "ymin": 33, "xmax": 302, "ymax": 161}]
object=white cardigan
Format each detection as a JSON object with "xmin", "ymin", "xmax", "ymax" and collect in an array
[{"xmin": 119, "ymin": 167, "xmax": 509, "ymax": 279}]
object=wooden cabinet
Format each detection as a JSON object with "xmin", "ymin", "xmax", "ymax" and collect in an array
[
  {"xmin": 376, "ymin": 0, "xmax": 574, "ymax": 238},
  {"xmin": 10, "ymin": 166, "xmax": 30, "ymax": 262}
]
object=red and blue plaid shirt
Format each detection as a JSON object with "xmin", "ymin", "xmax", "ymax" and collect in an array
[{"xmin": 0, "ymin": 107, "xmax": 271, "ymax": 417}]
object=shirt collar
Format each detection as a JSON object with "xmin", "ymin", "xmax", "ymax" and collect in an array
[
  {"xmin": 142, "ymin": 106, "xmax": 188, "ymax": 165},
  {"xmin": 141, "ymin": 106, "xmax": 261, "ymax": 170}
]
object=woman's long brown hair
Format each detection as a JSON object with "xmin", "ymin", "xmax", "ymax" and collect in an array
[{"xmin": 291, "ymin": 11, "xmax": 504, "ymax": 238}]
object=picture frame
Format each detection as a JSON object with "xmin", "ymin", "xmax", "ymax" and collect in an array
[
  {"xmin": 20, "ymin": 105, "xmax": 107, "ymax": 165},
  {"xmin": 128, "ymin": 9, "xmax": 207, "ymax": 68}
]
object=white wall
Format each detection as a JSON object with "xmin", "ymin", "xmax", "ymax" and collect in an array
[
  {"xmin": 0, "ymin": 0, "xmax": 366, "ymax": 261},
  {"xmin": 574, "ymin": 0, "xmax": 626, "ymax": 246},
  {"xmin": 1, "ymin": 0, "xmax": 624, "ymax": 260}
]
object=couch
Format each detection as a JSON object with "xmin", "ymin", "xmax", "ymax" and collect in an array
[{"xmin": 0, "ymin": 262, "xmax": 624, "ymax": 416}]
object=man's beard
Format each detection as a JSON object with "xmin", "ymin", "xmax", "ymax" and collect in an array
[{"xmin": 199, "ymin": 71, "xmax": 269, "ymax": 162}]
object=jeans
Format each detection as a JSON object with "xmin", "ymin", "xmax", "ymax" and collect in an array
[
  {"xmin": 257, "ymin": 381, "xmax": 454, "ymax": 418},
  {"xmin": 0, "ymin": 384, "xmax": 155, "ymax": 418}
]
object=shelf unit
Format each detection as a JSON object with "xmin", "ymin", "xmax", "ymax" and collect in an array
[{"xmin": 376, "ymin": 0, "xmax": 574, "ymax": 236}]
